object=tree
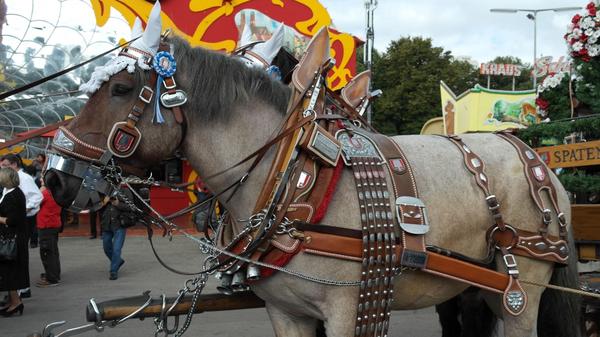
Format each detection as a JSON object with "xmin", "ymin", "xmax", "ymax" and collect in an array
[{"xmin": 370, "ymin": 37, "xmax": 478, "ymax": 135}]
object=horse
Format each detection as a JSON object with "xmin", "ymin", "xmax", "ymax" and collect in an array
[{"xmin": 44, "ymin": 4, "xmax": 581, "ymax": 337}]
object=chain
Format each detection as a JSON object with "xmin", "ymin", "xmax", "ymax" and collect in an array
[
  {"xmin": 152, "ymin": 259, "xmax": 211, "ymax": 337},
  {"xmin": 184, "ymin": 230, "xmax": 360, "ymax": 286},
  {"xmin": 113, "ymin": 177, "xmax": 361, "ymax": 286},
  {"xmin": 123, "ymin": 173, "xmax": 156, "ymax": 186},
  {"xmin": 275, "ymin": 217, "xmax": 295, "ymax": 235}
]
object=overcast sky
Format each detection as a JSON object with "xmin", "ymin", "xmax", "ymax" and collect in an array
[
  {"xmin": 2, "ymin": 0, "xmax": 587, "ymax": 66},
  {"xmin": 321, "ymin": 0, "xmax": 585, "ymax": 65}
]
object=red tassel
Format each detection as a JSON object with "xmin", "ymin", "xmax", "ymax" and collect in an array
[{"xmin": 311, "ymin": 160, "xmax": 344, "ymax": 223}]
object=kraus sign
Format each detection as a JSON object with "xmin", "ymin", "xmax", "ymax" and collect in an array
[{"xmin": 480, "ymin": 63, "xmax": 522, "ymax": 76}]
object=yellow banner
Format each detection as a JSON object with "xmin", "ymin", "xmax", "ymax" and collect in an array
[{"xmin": 440, "ymin": 81, "xmax": 538, "ymax": 134}]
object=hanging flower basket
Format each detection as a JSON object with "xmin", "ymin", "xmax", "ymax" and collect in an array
[{"xmin": 566, "ymin": 2, "xmax": 600, "ymax": 62}]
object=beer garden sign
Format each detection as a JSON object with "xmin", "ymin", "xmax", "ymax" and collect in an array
[{"xmin": 536, "ymin": 139, "xmax": 600, "ymax": 169}]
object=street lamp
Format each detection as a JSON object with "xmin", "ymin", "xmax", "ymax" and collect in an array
[
  {"xmin": 490, "ymin": 7, "xmax": 582, "ymax": 89},
  {"xmin": 364, "ymin": 0, "xmax": 378, "ymax": 124}
]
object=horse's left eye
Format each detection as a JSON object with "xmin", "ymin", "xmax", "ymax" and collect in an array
[{"xmin": 111, "ymin": 84, "xmax": 133, "ymax": 96}]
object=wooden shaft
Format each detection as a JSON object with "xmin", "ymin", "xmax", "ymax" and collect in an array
[{"xmin": 86, "ymin": 291, "xmax": 265, "ymax": 322}]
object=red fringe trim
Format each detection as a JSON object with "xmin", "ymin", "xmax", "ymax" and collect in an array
[
  {"xmin": 260, "ymin": 252, "xmax": 295, "ymax": 278},
  {"xmin": 311, "ymin": 160, "xmax": 344, "ymax": 223}
]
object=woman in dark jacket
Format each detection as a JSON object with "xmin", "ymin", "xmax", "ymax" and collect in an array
[{"xmin": 0, "ymin": 167, "xmax": 27, "ymax": 316}]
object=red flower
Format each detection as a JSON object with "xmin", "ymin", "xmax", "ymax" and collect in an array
[
  {"xmin": 536, "ymin": 97, "xmax": 550, "ymax": 110},
  {"xmin": 582, "ymin": 55, "xmax": 592, "ymax": 62},
  {"xmin": 581, "ymin": 34, "xmax": 589, "ymax": 42},
  {"xmin": 579, "ymin": 48, "xmax": 590, "ymax": 56},
  {"xmin": 587, "ymin": 2, "xmax": 597, "ymax": 16},
  {"xmin": 572, "ymin": 14, "xmax": 582, "ymax": 24}
]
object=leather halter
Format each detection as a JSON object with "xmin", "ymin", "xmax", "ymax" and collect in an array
[{"xmin": 47, "ymin": 40, "xmax": 187, "ymax": 212}]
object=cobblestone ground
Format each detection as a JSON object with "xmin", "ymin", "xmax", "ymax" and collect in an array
[{"xmin": 1, "ymin": 235, "xmax": 443, "ymax": 337}]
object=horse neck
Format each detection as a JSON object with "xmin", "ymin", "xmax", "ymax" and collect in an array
[{"xmin": 182, "ymin": 101, "xmax": 285, "ymax": 227}]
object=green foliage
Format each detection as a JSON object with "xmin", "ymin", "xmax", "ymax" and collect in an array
[
  {"xmin": 574, "ymin": 58, "xmax": 600, "ymax": 113},
  {"xmin": 517, "ymin": 115, "xmax": 600, "ymax": 146},
  {"xmin": 558, "ymin": 171, "xmax": 600, "ymax": 194},
  {"xmin": 536, "ymin": 74, "xmax": 572, "ymax": 122},
  {"xmin": 370, "ymin": 37, "xmax": 478, "ymax": 135}
]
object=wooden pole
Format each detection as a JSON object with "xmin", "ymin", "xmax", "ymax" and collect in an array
[{"xmin": 87, "ymin": 291, "xmax": 265, "ymax": 322}]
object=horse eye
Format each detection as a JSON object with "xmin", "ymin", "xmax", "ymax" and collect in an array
[{"xmin": 111, "ymin": 84, "xmax": 133, "ymax": 96}]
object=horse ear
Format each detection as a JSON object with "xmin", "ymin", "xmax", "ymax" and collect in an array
[
  {"xmin": 142, "ymin": 1, "xmax": 162, "ymax": 53},
  {"xmin": 131, "ymin": 17, "xmax": 143, "ymax": 40},
  {"xmin": 239, "ymin": 18, "xmax": 253, "ymax": 47},
  {"xmin": 253, "ymin": 23, "xmax": 284, "ymax": 65}
]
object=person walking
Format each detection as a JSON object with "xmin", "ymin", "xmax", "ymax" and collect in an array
[
  {"xmin": 0, "ymin": 168, "xmax": 28, "ymax": 317},
  {"xmin": 89, "ymin": 210, "xmax": 99, "ymax": 239},
  {"xmin": 101, "ymin": 187, "xmax": 134, "ymax": 280},
  {"xmin": 35, "ymin": 181, "xmax": 62, "ymax": 287}
]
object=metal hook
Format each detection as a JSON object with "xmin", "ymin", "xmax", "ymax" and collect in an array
[{"xmin": 115, "ymin": 291, "xmax": 152, "ymax": 325}]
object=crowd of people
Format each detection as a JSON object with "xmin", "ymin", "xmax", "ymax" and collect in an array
[{"xmin": 0, "ymin": 152, "xmax": 136, "ymax": 317}]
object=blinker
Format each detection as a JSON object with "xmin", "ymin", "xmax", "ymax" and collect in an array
[{"xmin": 160, "ymin": 90, "xmax": 188, "ymax": 108}]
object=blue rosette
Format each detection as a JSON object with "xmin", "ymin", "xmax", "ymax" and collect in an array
[{"xmin": 152, "ymin": 51, "xmax": 177, "ymax": 123}]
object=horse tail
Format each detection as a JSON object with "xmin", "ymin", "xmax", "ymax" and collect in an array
[{"xmin": 537, "ymin": 235, "xmax": 582, "ymax": 337}]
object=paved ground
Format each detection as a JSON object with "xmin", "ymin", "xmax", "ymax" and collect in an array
[{"xmin": 2, "ymin": 234, "xmax": 444, "ymax": 337}]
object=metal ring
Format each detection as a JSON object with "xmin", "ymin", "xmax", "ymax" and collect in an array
[{"xmin": 490, "ymin": 225, "xmax": 518, "ymax": 250}]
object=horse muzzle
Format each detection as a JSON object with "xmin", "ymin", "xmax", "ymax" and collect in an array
[{"xmin": 45, "ymin": 153, "xmax": 115, "ymax": 212}]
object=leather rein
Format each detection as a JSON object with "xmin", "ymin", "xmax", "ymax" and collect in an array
[{"xmin": 47, "ymin": 37, "xmax": 322, "ymax": 276}]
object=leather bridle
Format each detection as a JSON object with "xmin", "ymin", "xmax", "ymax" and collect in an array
[{"xmin": 47, "ymin": 39, "xmax": 187, "ymax": 212}]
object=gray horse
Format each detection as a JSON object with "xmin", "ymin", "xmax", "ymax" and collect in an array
[{"xmin": 44, "ymin": 4, "xmax": 580, "ymax": 337}]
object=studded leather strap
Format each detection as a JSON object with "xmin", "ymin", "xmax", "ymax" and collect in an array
[
  {"xmin": 496, "ymin": 132, "xmax": 568, "ymax": 241},
  {"xmin": 441, "ymin": 134, "xmax": 528, "ymax": 316},
  {"xmin": 349, "ymin": 155, "xmax": 395, "ymax": 337}
]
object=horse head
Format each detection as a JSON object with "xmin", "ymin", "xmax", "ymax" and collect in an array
[
  {"xmin": 44, "ymin": 2, "xmax": 184, "ymax": 210},
  {"xmin": 44, "ymin": 1, "xmax": 290, "ymax": 212}
]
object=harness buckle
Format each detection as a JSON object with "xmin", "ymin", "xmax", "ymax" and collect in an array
[
  {"xmin": 503, "ymin": 254, "xmax": 518, "ymax": 268},
  {"xmin": 163, "ymin": 77, "xmax": 177, "ymax": 90},
  {"xmin": 542, "ymin": 209, "xmax": 552, "ymax": 225},
  {"xmin": 139, "ymin": 86, "xmax": 154, "ymax": 103},
  {"xmin": 485, "ymin": 195, "xmax": 500, "ymax": 211}
]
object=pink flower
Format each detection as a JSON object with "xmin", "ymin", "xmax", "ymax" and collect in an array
[
  {"xmin": 536, "ymin": 97, "xmax": 550, "ymax": 110},
  {"xmin": 587, "ymin": 2, "xmax": 597, "ymax": 16}
]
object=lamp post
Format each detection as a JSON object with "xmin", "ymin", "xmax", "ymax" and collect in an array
[
  {"xmin": 490, "ymin": 7, "xmax": 581, "ymax": 89},
  {"xmin": 364, "ymin": 0, "xmax": 377, "ymax": 124}
]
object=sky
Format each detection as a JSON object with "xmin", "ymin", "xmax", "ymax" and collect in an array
[
  {"xmin": 1, "ymin": 0, "xmax": 589, "ymax": 66},
  {"xmin": 321, "ymin": 0, "xmax": 586, "ymax": 65}
]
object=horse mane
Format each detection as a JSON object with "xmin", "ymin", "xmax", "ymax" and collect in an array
[{"xmin": 167, "ymin": 36, "xmax": 291, "ymax": 122}]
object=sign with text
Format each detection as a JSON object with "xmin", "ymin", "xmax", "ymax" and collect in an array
[
  {"xmin": 536, "ymin": 140, "xmax": 600, "ymax": 169},
  {"xmin": 480, "ymin": 63, "xmax": 522, "ymax": 76},
  {"xmin": 533, "ymin": 56, "xmax": 571, "ymax": 78}
]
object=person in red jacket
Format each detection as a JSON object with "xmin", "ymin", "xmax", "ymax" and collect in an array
[{"xmin": 35, "ymin": 182, "xmax": 62, "ymax": 287}]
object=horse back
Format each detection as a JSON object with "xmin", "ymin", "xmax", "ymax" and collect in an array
[{"xmin": 367, "ymin": 133, "xmax": 569, "ymax": 260}]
